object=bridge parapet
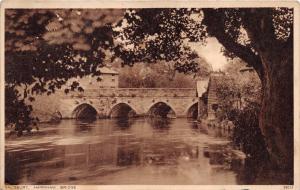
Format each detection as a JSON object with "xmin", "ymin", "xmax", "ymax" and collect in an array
[
  {"xmin": 61, "ymin": 88, "xmax": 197, "ymax": 98},
  {"xmin": 56, "ymin": 88, "xmax": 199, "ymax": 119}
]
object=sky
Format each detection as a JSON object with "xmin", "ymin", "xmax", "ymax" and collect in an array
[{"xmin": 189, "ymin": 37, "xmax": 229, "ymax": 71}]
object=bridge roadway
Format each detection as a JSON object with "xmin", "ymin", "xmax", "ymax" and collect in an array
[{"xmin": 57, "ymin": 88, "xmax": 205, "ymax": 119}]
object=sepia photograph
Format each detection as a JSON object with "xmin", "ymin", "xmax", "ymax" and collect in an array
[{"xmin": 1, "ymin": 1, "xmax": 299, "ymax": 189}]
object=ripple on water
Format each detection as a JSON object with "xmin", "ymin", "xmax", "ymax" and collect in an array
[{"xmin": 5, "ymin": 118, "xmax": 246, "ymax": 185}]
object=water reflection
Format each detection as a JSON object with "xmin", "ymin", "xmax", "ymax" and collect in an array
[
  {"xmin": 147, "ymin": 118, "xmax": 172, "ymax": 129},
  {"xmin": 6, "ymin": 118, "xmax": 246, "ymax": 185},
  {"xmin": 198, "ymin": 123, "xmax": 232, "ymax": 138}
]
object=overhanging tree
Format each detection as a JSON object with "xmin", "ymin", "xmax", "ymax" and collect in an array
[
  {"xmin": 5, "ymin": 9, "xmax": 124, "ymax": 134},
  {"xmin": 203, "ymin": 8, "xmax": 293, "ymax": 172}
]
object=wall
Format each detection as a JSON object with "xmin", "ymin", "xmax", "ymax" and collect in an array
[
  {"xmin": 28, "ymin": 86, "xmax": 209, "ymax": 121},
  {"xmin": 57, "ymin": 88, "xmax": 198, "ymax": 118},
  {"xmin": 207, "ymin": 73, "xmax": 223, "ymax": 120}
]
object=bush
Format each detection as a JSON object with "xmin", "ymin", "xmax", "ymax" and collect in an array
[
  {"xmin": 5, "ymin": 86, "xmax": 38, "ymax": 136},
  {"xmin": 231, "ymin": 102, "xmax": 269, "ymax": 162}
]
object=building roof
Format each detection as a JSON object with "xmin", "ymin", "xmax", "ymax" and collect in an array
[
  {"xmin": 98, "ymin": 66, "xmax": 119, "ymax": 74},
  {"xmin": 196, "ymin": 80, "xmax": 209, "ymax": 97}
]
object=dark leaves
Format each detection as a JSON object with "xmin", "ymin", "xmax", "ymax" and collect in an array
[
  {"xmin": 96, "ymin": 77, "xmax": 102, "ymax": 82},
  {"xmin": 28, "ymin": 97, "xmax": 35, "ymax": 102},
  {"xmin": 5, "ymin": 9, "xmax": 123, "ymax": 132},
  {"xmin": 113, "ymin": 9, "xmax": 206, "ymax": 73},
  {"xmin": 5, "ymin": 85, "xmax": 39, "ymax": 134},
  {"xmin": 64, "ymin": 89, "xmax": 70, "ymax": 94},
  {"xmin": 78, "ymin": 86, "xmax": 84, "ymax": 92}
]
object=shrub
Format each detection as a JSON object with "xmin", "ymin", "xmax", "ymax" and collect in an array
[
  {"xmin": 231, "ymin": 102, "xmax": 269, "ymax": 162},
  {"xmin": 5, "ymin": 86, "xmax": 39, "ymax": 136}
]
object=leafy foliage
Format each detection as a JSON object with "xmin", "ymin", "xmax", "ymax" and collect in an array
[
  {"xmin": 214, "ymin": 59, "xmax": 262, "ymax": 121},
  {"xmin": 117, "ymin": 56, "xmax": 212, "ymax": 88},
  {"xmin": 5, "ymin": 9, "xmax": 124, "ymax": 132},
  {"xmin": 231, "ymin": 102, "xmax": 269, "ymax": 160},
  {"xmin": 6, "ymin": 9, "xmax": 123, "ymax": 93},
  {"xmin": 5, "ymin": 86, "xmax": 39, "ymax": 136},
  {"xmin": 113, "ymin": 9, "xmax": 207, "ymax": 73},
  {"xmin": 213, "ymin": 60, "xmax": 268, "ymax": 164},
  {"xmin": 112, "ymin": 8, "xmax": 292, "ymax": 76}
]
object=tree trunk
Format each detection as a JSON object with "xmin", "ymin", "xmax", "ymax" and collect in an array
[{"xmin": 259, "ymin": 52, "xmax": 293, "ymax": 172}]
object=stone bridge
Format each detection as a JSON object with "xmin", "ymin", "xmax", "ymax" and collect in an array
[{"xmin": 57, "ymin": 88, "xmax": 206, "ymax": 119}]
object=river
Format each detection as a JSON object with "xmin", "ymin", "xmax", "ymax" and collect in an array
[{"xmin": 5, "ymin": 118, "xmax": 251, "ymax": 185}]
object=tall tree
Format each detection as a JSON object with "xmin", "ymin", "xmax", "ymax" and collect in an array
[
  {"xmin": 113, "ymin": 8, "xmax": 294, "ymax": 172},
  {"xmin": 203, "ymin": 8, "xmax": 293, "ymax": 173}
]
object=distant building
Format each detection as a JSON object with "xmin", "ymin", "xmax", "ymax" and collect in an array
[
  {"xmin": 70, "ymin": 66, "xmax": 119, "ymax": 89},
  {"xmin": 97, "ymin": 67, "xmax": 119, "ymax": 88}
]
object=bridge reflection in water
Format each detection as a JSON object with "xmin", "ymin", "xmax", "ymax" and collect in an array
[{"xmin": 5, "ymin": 118, "xmax": 261, "ymax": 185}]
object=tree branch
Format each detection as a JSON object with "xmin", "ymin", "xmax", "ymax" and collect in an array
[
  {"xmin": 202, "ymin": 9, "xmax": 263, "ymax": 79},
  {"xmin": 242, "ymin": 9, "xmax": 287, "ymax": 54}
]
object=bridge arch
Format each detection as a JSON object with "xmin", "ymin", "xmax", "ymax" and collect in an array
[
  {"xmin": 72, "ymin": 103, "xmax": 98, "ymax": 120},
  {"xmin": 186, "ymin": 102, "xmax": 198, "ymax": 119},
  {"xmin": 109, "ymin": 103, "xmax": 137, "ymax": 118},
  {"xmin": 147, "ymin": 101, "xmax": 176, "ymax": 118}
]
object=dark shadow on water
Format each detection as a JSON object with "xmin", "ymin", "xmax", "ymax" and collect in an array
[
  {"xmin": 197, "ymin": 124, "xmax": 231, "ymax": 139},
  {"xmin": 74, "ymin": 117, "xmax": 97, "ymax": 124},
  {"xmin": 202, "ymin": 133, "xmax": 293, "ymax": 185},
  {"xmin": 203, "ymin": 143, "xmax": 246, "ymax": 175},
  {"xmin": 73, "ymin": 118, "xmax": 97, "ymax": 132},
  {"xmin": 235, "ymin": 157, "xmax": 261, "ymax": 184},
  {"xmin": 117, "ymin": 145, "xmax": 141, "ymax": 166},
  {"xmin": 77, "ymin": 125, "xmax": 93, "ymax": 132},
  {"xmin": 5, "ymin": 156, "xmax": 21, "ymax": 185},
  {"xmin": 113, "ymin": 118, "xmax": 135, "ymax": 130},
  {"xmin": 235, "ymin": 155, "xmax": 293, "ymax": 185},
  {"xmin": 198, "ymin": 125, "xmax": 209, "ymax": 135},
  {"xmin": 146, "ymin": 118, "xmax": 172, "ymax": 129},
  {"xmin": 187, "ymin": 120, "xmax": 199, "ymax": 129}
]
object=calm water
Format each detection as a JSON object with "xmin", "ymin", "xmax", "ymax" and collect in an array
[{"xmin": 5, "ymin": 118, "xmax": 248, "ymax": 185}]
